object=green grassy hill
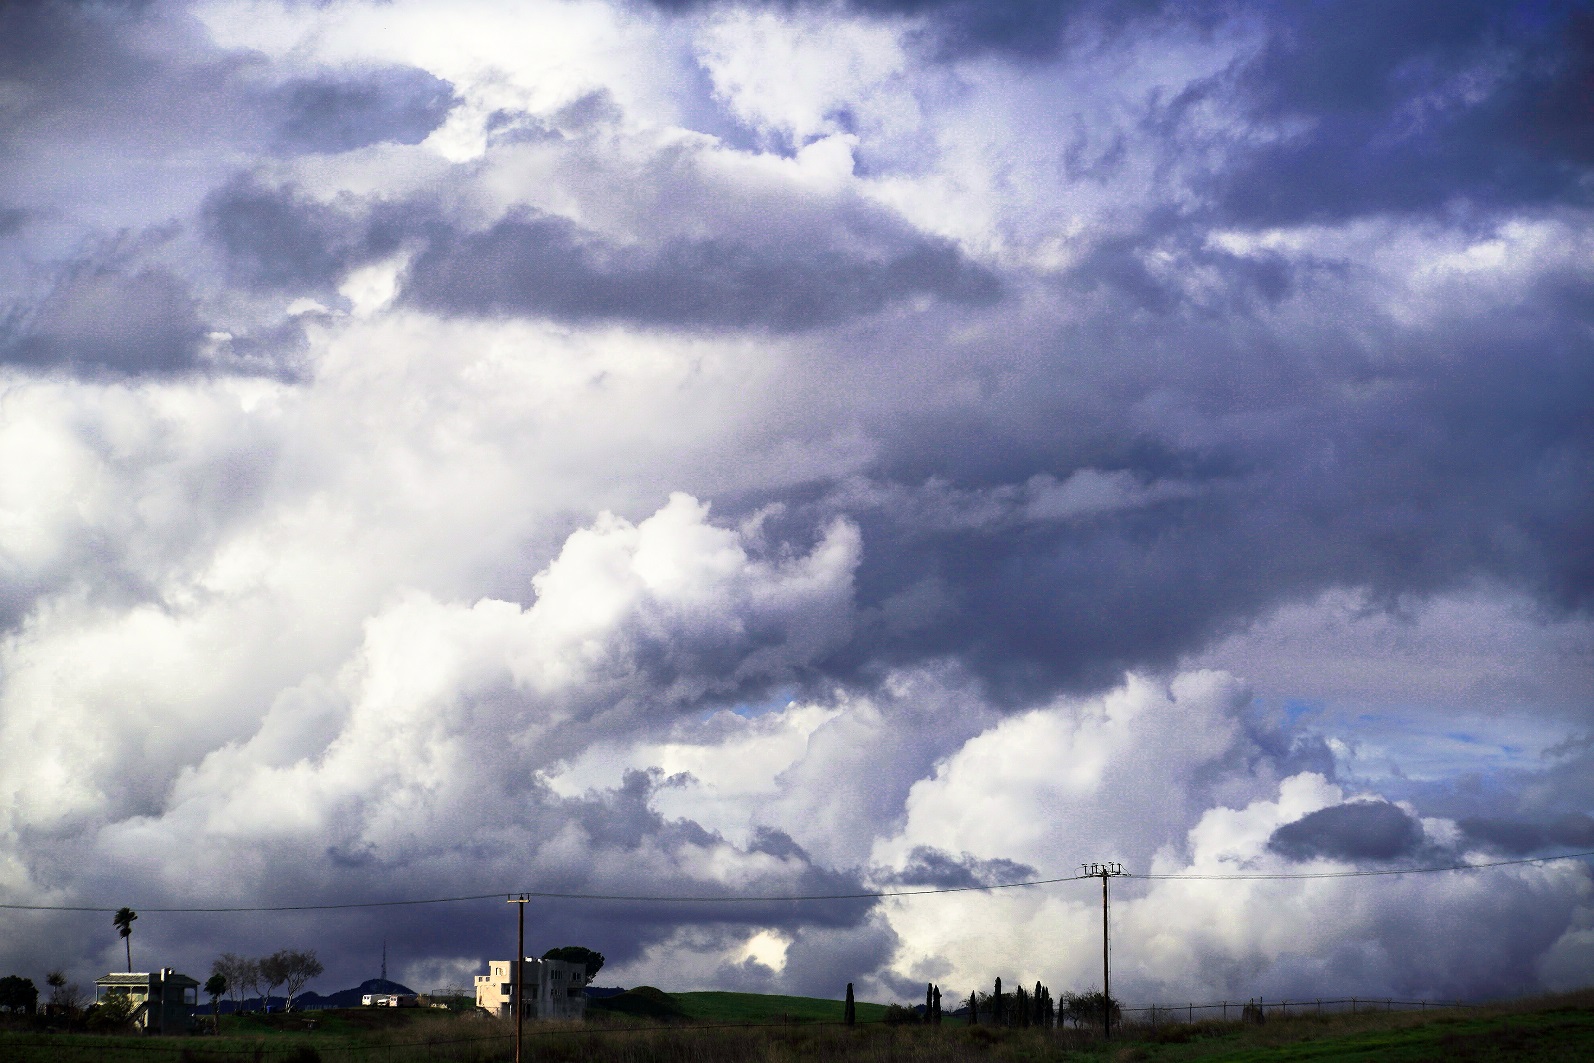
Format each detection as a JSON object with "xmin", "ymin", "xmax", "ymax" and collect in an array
[{"xmin": 1082, "ymin": 993, "xmax": 1594, "ymax": 1061}]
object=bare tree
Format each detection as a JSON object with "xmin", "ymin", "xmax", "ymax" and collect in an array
[
  {"xmin": 259, "ymin": 952, "xmax": 289, "ymax": 1012},
  {"xmin": 212, "ymin": 955, "xmax": 244, "ymax": 1011},
  {"xmin": 277, "ymin": 950, "xmax": 324, "ymax": 1013},
  {"xmin": 237, "ymin": 957, "xmax": 263, "ymax": 1012},
  {"xmin": 45, "ymin": 970, "xmax": 84, "ymax": 1017}
]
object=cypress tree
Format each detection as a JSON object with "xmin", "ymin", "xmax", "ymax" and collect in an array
[{"xmin": 844, "ymin": 983, "xmax": 856, "ymax": 1026}]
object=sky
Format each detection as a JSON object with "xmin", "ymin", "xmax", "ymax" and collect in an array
[{"xmin": 0, "ymin": 0, "xmax": 1591, "ymax": 1008}]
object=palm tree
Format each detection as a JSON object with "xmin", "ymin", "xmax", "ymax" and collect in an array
[{"xmin": 113, "ymin": 908, "xmax": 137, "ymax": 971}]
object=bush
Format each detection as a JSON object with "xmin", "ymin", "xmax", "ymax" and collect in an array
[{"xmin": 86, "ymin": 992, "xmax": 135, "ymax": 1031}]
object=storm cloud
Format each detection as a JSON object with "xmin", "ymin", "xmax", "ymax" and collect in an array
[
  {"xmin": 270, "ymin": 66, "xmax": 458, "ymax": 154},
  {"xmin": 3, "ymin": 263, "xmax": 204, "ymax": 373},
  {"xmin": 404, "ymin": 210, "xmax": 1000, "ymax": 330},
  {"xmin": 1268, "ymin": 801, "xmax": 1426, "ymax": 862}
]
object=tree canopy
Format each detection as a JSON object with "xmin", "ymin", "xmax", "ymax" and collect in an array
[
  {"xmin": 541, "ymin": 946, "xmax": 605, "ymax": 978},
  {"xmin": 0, "ymin": 975, "xmax": 38, "ymax": 1013}
]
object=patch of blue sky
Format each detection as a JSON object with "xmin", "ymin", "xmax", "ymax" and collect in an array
[
  {"xmin": 1282, "ymin": 698, "xmax": 1321, "ymax": 724},
  {"xmin": 1321, "ymin": 706, "xmax": 1569, "ymax": 786},
  {"xmin": 724, "ymin": 688, "xmax": 798, "ymax": 720}
]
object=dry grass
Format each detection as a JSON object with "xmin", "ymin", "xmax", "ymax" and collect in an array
[{"xmin": 2, "ymin": 990, "xmax": 1590, "ymax": 1062}]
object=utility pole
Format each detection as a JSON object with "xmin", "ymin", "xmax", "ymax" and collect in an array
[
  {"xmin": 1081, "ymin": 862, "xmax": 1126, "ymax": 1040},
  {"xmin": 509, "ymin": 895, "xmax": 530, "ymax": 1063}
]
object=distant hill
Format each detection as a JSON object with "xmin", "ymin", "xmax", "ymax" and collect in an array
[
  {"xmin": 212, "ymin": 977, "xmax": 417, "ymax": 1014},
  {"xmin": 588, "ymin": 986, "xmax": 687, "ymax": 1021}
]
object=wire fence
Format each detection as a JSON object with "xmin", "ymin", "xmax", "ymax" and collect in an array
[{"xmin": 1123, "ymin": 995, "xmax": 1476, "ymax": 1025}]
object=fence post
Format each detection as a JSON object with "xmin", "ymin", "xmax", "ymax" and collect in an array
[
  {"xmin": 1188, "ymin": 1003, "xmax": 1192, "ymax": 1024},
  {"xmin": 1222, "ymin": 1001, "xmax": 1227, "ymax": 1022}
]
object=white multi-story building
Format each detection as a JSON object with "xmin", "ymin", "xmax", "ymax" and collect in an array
[
  {"xmin": 94, "ymin": 969, "xmax": 199, "ymax": 1034},
  {"xmin": 475, "ymin": 958, "xmax": 588, "ymax": 1020}
]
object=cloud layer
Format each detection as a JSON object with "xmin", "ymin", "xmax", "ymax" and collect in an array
[{"xmin": 0, "ymin": 0, "xmax": 1589, "ymax": 1008}]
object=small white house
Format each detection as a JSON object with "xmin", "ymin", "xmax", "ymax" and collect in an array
[{"xmin": 475, "ymin": 958, "xmax": 588, "ymax": 1021}]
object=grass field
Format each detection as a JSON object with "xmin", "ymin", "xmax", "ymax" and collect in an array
[
  {"xmin": 0, "ymin": 988, "xmax": 1588, "ymax": 1061},
  {"xmin": 617, "ymin": 990, "xmax": 890, "ymax": 1025}
]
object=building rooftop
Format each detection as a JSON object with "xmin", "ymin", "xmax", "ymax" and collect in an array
[{"xmin": 96, "ymin": 971, "xmax": 200, "ymax": 988}]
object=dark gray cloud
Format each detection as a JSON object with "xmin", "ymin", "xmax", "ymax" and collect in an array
[
  {"xmin": 270, "ymin": 66, "xmax": 458, "ymax": 154},
  {"xmin": 1268, "ymin": 800, "xmax": 1425, "ymax": 862},
  {"xmin": 733, "ymin": 254, "xmax": 1594, "ymax": 706},
  {"xmin": 402, "ymin": 209, "xmax": 1001, "ymax": 331},
  {"xmin": 201, "ymin": 176, "xmax": 414, "ymax": 292},
  {"xmin": 0, "ymin": 2, "xmax": 462, "ymax": 381},
  {"xmin": 1459, "ymin": 814, "xmax": 1594, "ymax": 856},
  {"xmin": 0, "ymin": 2, "xmax": 456, "ymax": 155},
  {"xmin": 640, "ymin": 0, "xmax": 1169, "ymax": 60},
  {"xmin": 0, "ymin": 1, "xmax": 165, "ymax": 124},
  {"xmin": 201, "ymin": 176, "xmax": 1001, "ymax": 329},
  {"xmin": 2, "ymin": 263, "xmax": 204, "ymax": 373},
  {"xmin": 1203, "ymin": 2, "xmax": 1594, "ymax": 224},
  {"xmin": 880, "ymin": 846, "xmax": 1037, "ymax": 888}
]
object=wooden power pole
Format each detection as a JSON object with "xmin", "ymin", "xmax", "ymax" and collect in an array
[
  {"xmin": 509, "ymin": 895, "xmax": 530, "ymax": 1063},
  {"xmin": 1081, "ymin": 862, "xmax": 1126, "ymax": 1040}
]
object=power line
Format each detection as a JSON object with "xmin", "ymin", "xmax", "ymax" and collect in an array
[
  {"xmin": 0, "ymin": 874, "xmax": 1093, "ymax": 913},
  {"xmin": 1, "ymin": 851, "xmax": 1588, "ymax": 914}
]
